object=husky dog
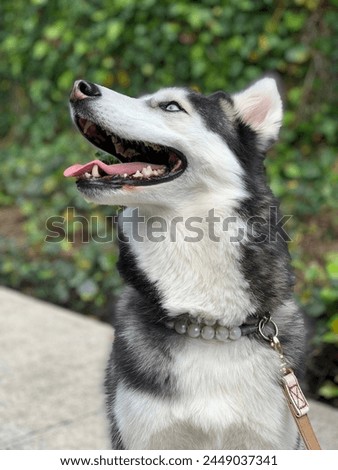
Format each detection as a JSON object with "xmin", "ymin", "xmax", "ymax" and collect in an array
[{"xmin": 65, "ymin": 78, "xmax": 305, "ymax": 449}]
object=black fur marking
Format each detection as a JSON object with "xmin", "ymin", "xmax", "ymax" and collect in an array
[
  {"xmin": 231, "ymin": 122, "xmax": 296, "ymax": 317},
  {"xmin": 117, "ymin": 228, "xmax": 164, "ymax": 314},
  {"xmin": 105, "ymin": 222, "xmax": 180, "ymax": 399},
  {"xmin": 110, "ymin": 291, "xmax": 177, "ymax": 395},
  {"xmin": 189, "ymin": 91, "xmax": 235, "ymax": 143}
]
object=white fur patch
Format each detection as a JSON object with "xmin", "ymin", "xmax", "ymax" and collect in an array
[
  {"xmin": 126, "ymin": 204, "xmax": 255, "ymax": 326},
  {"xmin": 114, "ymin": 335, "xmax": 298, "ymax": 449}
]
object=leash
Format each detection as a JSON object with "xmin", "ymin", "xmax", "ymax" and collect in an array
[{"xmin": 258, "ymin": 316, "xmax": 321, "ymax": 450}]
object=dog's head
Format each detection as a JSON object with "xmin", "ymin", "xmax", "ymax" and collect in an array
[{"xmin": 65, "ymin": 78, "xmax": 282, "ymax": 208}]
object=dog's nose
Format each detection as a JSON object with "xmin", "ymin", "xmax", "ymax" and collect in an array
[{"xmin": 70, "ymin": 80, "xmax": 101, "ymax": 101}]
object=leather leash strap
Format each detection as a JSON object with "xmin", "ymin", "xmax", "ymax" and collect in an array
[
  {"xmin": 258, "ymin": 316, "xmax": 321, "ymax": 450},
  {"xmin": 289, "ymin": 408, "xmax": 321, "ymax": 450},
  {"xmin": 281, "ymin": 370, "xmax": 321, "ymax": 450}
]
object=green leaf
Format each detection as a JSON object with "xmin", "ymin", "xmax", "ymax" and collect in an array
[
  {"xmin": 326, "ymin": 254, "xmax": 338, "ymax": 280},
  {"xmin": 106, "ymin": 21, "xmax": 123, "ymax": 42},
  {"xmin": 321, "ymin": 332, "xmax": 338, "ymax": 344},
  {"xmin": 284, "ymin": 11, "xmax": 306, "ymax": 31},
  {"xmin": 32, "ymin": 40, "xmax": 49, "ymax": 60},
  {"xmin": 285, "ymin": 45, "xmax": 310, "ymax": 64},
  {"xmin": 319, "ymin": 381, "xmax": 338, "ymax": 399},
  {"xmin": 284, "ymin": 163, "xmax": 301, "ymax": 179}
]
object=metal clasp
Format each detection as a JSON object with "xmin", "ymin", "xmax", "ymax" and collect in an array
[
  {"xmin": 258, "ymin": 314, "xmax": 279, "ymax": 341},
  {"xmin": 258, "ymin": 314, "xmax": 288, "ymax": 374}
]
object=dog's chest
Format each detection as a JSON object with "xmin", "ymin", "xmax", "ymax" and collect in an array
[
  {"xmin": 126, "ymin": 211, "xmax": 255, "ymax": 325},
  {"xmin": 114, "ymin": 339, "xmax": 297, "ymax": 449}
]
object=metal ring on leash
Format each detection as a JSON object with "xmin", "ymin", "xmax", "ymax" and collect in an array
[{"xmin": 258, "ymin": 315, "xmax": 279, "ymax": 341}]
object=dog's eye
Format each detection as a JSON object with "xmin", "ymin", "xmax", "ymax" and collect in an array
[{"xmin": 160, "ymin": 101, "xmax": 183, "ymax": 112}]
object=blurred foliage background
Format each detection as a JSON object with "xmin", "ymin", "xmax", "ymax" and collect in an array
[{"xmin": 0, "ymin": 0, "xmax": 337, "ymax": 405}]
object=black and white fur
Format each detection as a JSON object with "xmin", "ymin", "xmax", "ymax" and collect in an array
[{"xmin": 69, "ymin": 78, "xmax": 305, "ymax": 449}]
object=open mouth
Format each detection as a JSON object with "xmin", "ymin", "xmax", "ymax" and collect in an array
[{"xmin": 64, "ymin": 117, "xmax": 187, "ymax": 188}]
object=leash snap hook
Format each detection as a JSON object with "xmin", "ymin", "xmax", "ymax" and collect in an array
[
  {"xmin": 270, "ymin": 335, "xmax": 283, "ymax": 354},
  {"xmin": 258, "ymin": 315, "xmax": 279, "ymax": 342},
  {"xmin": 259, "ymin": 316, "xmax": 288, "ymax": 374}
]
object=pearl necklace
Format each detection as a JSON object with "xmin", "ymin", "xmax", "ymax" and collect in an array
[{"xmin": 164, "ymin": 314, "xmax": 260, "ymax": 342}]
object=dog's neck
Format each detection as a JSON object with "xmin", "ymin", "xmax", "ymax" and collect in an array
[{"xmin": 120, "ymin": 203, "xmax": 257, "ymax": 326}]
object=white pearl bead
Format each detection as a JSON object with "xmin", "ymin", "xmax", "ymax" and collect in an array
[
  {"xmin": 216, "ymin": 326, "xmax": 229, "ymax": 341},
  {"xmin": 229, "ymin": 326, "xmax": 242, "ymax": 340},
  {"xmin": 201, "ymin": 326, "xmax": 215, "ymax": 340},
  {"xmin": 175, "ymin": 320, "xmax": 187, "ymax": 334},
  {"xmin": 187, "ymin": 324, "xmax": 200, "ymax": 338}
]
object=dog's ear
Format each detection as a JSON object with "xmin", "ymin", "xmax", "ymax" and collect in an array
[{"xmin": 232, "ymin": 78, "xmax": 283, "ymax": 151}]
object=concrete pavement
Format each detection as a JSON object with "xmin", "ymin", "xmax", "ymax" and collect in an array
[{"xmin": 0, "ymin": 286, "xmax": 337, "ymax": 450}]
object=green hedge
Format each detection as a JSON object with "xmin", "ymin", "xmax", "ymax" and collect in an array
[{"xmin": 1, "ymin": 0, "xmax": 337, "ymax": 404}]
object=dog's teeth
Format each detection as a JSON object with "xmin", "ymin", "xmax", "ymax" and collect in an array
[
  {"xmin": 92, "ymin": 164, "xmax": 100, "ymax": 177},
  {"xmin": 142, "ymin": 166, "xmax": 153, "ymax": 177},
  {"xmin": 123, "ymin": 173, "xmax": 128, "ymax": 178},
  {"xmin": 111, "ymin": 135, "xmax": 118, "ymax": 143},
  {"xmin": 130, "ymin": 165, "xmax": 166, "ymax": 180},
  {"xmin": 85, "ymin": 172, "xmax": 92, "ymax": 178},
  {"xmin": 83, "ymin": 120, "xmax": 93, "ymax": 134},
  {"xmin": 171, "ymin": 159, "xmax": 182, "ymax": 172}
]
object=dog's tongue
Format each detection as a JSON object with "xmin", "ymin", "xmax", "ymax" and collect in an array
[{"xmin": 63, "ymin": 159, "xmax": 164, "ymax": 177}]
